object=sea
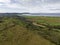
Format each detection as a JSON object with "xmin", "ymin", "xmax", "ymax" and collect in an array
[{"xmin": 22, "ymin": 14, "xmax": 60, "ymax": 17}]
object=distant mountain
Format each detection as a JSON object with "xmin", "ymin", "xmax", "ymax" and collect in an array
[
  {"xmin": 0, "ymin": 13, "xmax": 30, "ymax": 17},
  {"xmin": 0, "ymin": 13, "xmax": 18, "ymax": 17},
  {"xmin": 0, "ymin": 13, "xmax": 60, "ymax": 17}
]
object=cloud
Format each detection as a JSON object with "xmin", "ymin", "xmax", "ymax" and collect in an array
[
  {"xmin": 0, "ymin": 0, "xmax": 9, "ymax": 2},
  {"xmin": 45, "ymin": 0, "xmax": 60, "ymax": 4},
  {"xmin": 0, "ymin": 0, "xmax": 60, "ymax": 13}
]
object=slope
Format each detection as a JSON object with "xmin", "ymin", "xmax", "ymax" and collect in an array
[{"xmin": 0, "ymin": 16, "xmax": 56, "ymax": 45}]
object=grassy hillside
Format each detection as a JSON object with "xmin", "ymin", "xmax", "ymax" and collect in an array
[
  {"xmin": 25, "ymin": 16, "xmax": 60, "ymax": 45},
  {"xmin": 0, "ymin": 16, "xmax": 60, "ymax": 45},
  {"xmin": 25, "ymin": 16, "xmax": 60, "ymax": 25}
]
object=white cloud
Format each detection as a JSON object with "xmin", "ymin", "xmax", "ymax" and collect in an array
[
  {"xmin": 0, "ymin": 0, "xmax": 10, "ymax": 3},
  {"xmin": 0, "ymin": 0, "xmax": 60, "ymax": 13}
]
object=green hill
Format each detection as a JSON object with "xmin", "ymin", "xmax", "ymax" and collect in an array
[{"xmin": 0, "ymin": 16, "xmax": 58, "ymax": 45}]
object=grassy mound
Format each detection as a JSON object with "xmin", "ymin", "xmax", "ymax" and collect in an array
[{"xmin": 0, "ymin": 16, "xmax": 55, "ymax": 45}]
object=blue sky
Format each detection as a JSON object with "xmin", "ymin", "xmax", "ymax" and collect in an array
[{"xmin": 0, "ymin": 0, "xmax": 60, "ymax": 13}]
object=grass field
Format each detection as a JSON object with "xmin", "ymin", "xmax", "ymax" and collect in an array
[
  {"xmin": 25, "ymin": 16, "xmax": 60, "ymax": 45},
  {"xmin": 0, "ymin": 16, "xmax": 60, "ymax": 45},
  {"xmin": 25, "ymin": 16, "xmax": 60, "ymax": 26}
]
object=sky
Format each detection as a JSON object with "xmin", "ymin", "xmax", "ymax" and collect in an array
[{"xmin": 0, "ymin": 0, "xmax": 60, "ymax": 13}]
